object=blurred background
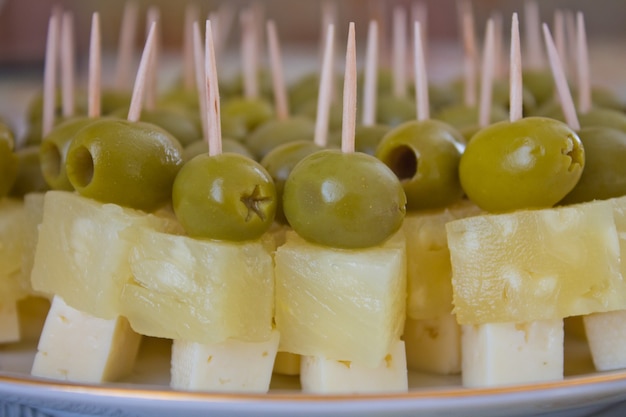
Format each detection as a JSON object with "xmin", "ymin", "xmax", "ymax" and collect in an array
[{"xmin": 0, "ymin": 0, "xmax": 624, "ymax": 66}]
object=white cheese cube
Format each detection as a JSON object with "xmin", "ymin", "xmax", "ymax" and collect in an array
[
  {"xmin": 403, "ymin": 314, "xmax": 461, "ymax": 375},
  {"xmin": 171, "ymin": 330, "xmax": 280, "ymax": 393},
  {"xmin": 461, "ymin": 319, "xmax": 563, "ymax": 388},
  {"xmin": 31, "ymin": 295, "xmax": 142, "ymax": 383},
  {"xmin": 584, "ymin": 310, "xmax": 626, "ymax": 371},
  {"xmin": 300, "ymin": 340, "xmax": 408, "ymax": 394}
]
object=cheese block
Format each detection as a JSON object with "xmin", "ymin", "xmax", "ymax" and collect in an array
[
  {"xmin": 0, "ymin": 198, "xmax": 27, "ymax": 303},
  {"xmin": 300, "ymin": 339, "xmax": 408, "ymax": 394},
  {"xmin": 121, "ymin": 229, "xmax": 275, "ymax": 345},
  {"xmin": 403, "ymin": 314, "xmax": 461, "ymax": 375},
  {"xmin": 275, "ymin": 231, "xmax": 406, "ymax": 367},
  {"xmin": 461, "ymin": 319, "xmax": 563, "ymax": 387},
  {"xmin": 30, "ymin": 191, "xmax": 178, "ymax": 319},
  {"xmin": 447, "ymin": 200, "xmax": 625, "ymax": 325},
  {"xmin": 21, "ymin": 192, "xmax": 45, "ymax": 295},
  {"xmin": 0, "ymin": 302, "xmax": 19, "ymax": 344},
  {"xmin": 31, "ymin": 295, "xmax": 141, "ymax": 383},
  {"xmin": 171, "ymin": 330, "xmax": 280, "ymax": 393}
]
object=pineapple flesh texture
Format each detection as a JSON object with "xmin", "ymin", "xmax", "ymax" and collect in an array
[
  {"xmin": 582, "ymin": 196, "xmax": 626, "ymax": 371},
  {"xmin": 447, "ymin": 200, "xmax": 625, "ymax": 325},
  {"xmin": 30, "ymin": 191, "xmax": 178, "ymax": 320},
  {"xmin": 275, "ymin": 231, "xmax": 406, "ymax": 368},
  {"xmin": 404, "ymin": 201, "xmax": 482, "ymax": 320},
  {"xmin": 0, "ymin": 198, "xmax": 27, "ymax": 343},
  {"xmin": 121, "ymin": 229, "xmax": 275, "ymax": 345},
  {"xmin": 21, "ymin": 192, "xmax": 45, "ymax": 295}
]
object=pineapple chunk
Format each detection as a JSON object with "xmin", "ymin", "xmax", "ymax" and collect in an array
[
  {"xmin": 171, "ymin": 330, "xmax": 280, "ymax": 393},
  {"xmin": 300, "ymin": 339, "xmax": 408, "ymax": 394},
  {"xmin": 121, "ymin": 230, "xmax": 275, "ymax": 344},
  {"xmin": 32, "ymin": 295, "xmax": 141, "ymax": 383},
  {"xmin": 404, "ymin": 201, "xmax": 482, "ymax": 320},
  {"xmin": 462, "ymin": 319, "xmax": 563, "ymax": 387},
  {"xmin": 275, "ymin": 231, "xmax": 406, "ymax": 367},
  {"xmin": 30, "ymin": 191, "xmax": 177, "ymax": 319},
  {"xmin": 447, "ymin": 200, "xmax": 625, "ymax": 325},
  {"xmin": 0, "ymin": 198, "xmax": 27, "ymax": 303},
  {"xmin": 581, "ymin": 196, "xmax": 626, "ymax": 371},
  {"xmin": 21, "ymin": 192, "xmax": 45, "ymax": 295},
  {"xmin": 403, "ymin": 314, "xmax": 461, "ymax": 374}
]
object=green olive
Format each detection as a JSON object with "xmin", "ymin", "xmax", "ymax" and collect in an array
[
  {"xmin": 260, "ymin": 140, "xmax": 322, "ymax": 224},
  {"xmin": 40, "ymin": 116, "xmax": 96, "ymax": 191},
  {"xmin": 357, "ymin": 68, "xmax": 393, "ymax": 97},
  {"xmin": 158, "ymin": 88, "xmax": 199, "ymax": 112},
  {"xmin": 220, "ymin": 69, "xmax": 274, "ymax": 100},
  {"xmin": 66, "ymin": 119, "xmax": 184, "ymax": 212},
  {"xmin": 560, "ymin": 127, "xmax": 626, "ymax": 204},
  {"xmin": 492, "ymin": 79, "xmax": 538, "ymax": 115},
  {"xmin": 294, "ymin": 98, "xmax": 343, "ymax": 133},
  {"xmin": 289, "ymin": 73, "xmax": 345, "ymax": 114},
  {"xmin": 283, "ymin": 149, "xmax": 406, "ymax": 248},
  {"xmin": 111, "ymin": 107, "xmax": 202, "ymax": 147},
  {"xmin": 376, "ymin": 95, "xmax": 417, "ymax": 127},
  {"xmin": 354, "ymin": 124, "xmax": 392, "ymax": 156},
  {"xmin": 579, "ymin": 108, "xmax": 626, "ymax": 134},
  {"xmin": 100, "ymin": 90, "xmax": 132, "ymax": 115},
  {"xmin": 172, "ymin": 152, "xmax": 276, "ymax": 241},
  {"xmin": 375, "ymin": 119, "xmax": 466, "ymax": 210},
  {"xmin": 434, "ymin": 103, "xmax": 508, "ymax": 131},
  {"xmin": 183, "ymin": 138, "xmax": 254, "ymax": 162},
  {"xmin": 522, "ymin": 69, "xmax": 555, "ymax": 106},
  {"xmin": 9, "ymin": 145, "xmax": 50, "ymax": 197},
  {"xmin": 26, "ymin": 89, "xmax": 88, "ymax": 124},
  {"xmin": 221, "ymin": 97, "xmax": 275, "ymax": 134},
  {"xmin": 244, "ymin": 116, "xmax": 315, "ymax": 160},
  {"xmin": 0, "ymin": 135, "xmax": 18, "ymax": 198},
  {"xmin": 459, "ymin": 117, "xmax": 584, "ymax": 212},
  {"xmin": 221, "ymin": 114, "xmax": 248, "ymax": 142}
]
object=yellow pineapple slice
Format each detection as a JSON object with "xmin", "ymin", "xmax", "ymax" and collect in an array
[
  {"xmin": 583, "ymin": 195, "xmax": 626, "ymax": 371},
  {"xmin": 30, "ymin": 191, "xmax": 177, "ymax": 319},
  {"xmin": 0, "ymin": 198, "xmax": 27, "ymax": 303},
  {"xmin": 275, "ymin": 231, "xmax": 406, "ymax": 367},
  {"xmin": 120, "ymin": 230, "xmax": 275, "ymax": 344},
  {"xmin": 447, "ymin": 200, "xmax": 625, "ymax": 325}
]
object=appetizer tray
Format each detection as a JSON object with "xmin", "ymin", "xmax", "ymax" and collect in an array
[{"xmin": 1, "ymin": 301, "xmax": 626, "ymax": 417}]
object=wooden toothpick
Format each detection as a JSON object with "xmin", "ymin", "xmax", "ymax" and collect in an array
[
  {"xmin": 509, "ymin": 13, "xmax": 523, "ymax": 123},
  {"xmin": 114, "ymin": 2, "xmax": 138, "ymax": 91},
  {"xmin": 60, "ymin": 11, "xmax": 75, "ymax": 118},
  {"xmin": 192, "ymin": 21, "xmax": 209, "ymax": 143},
  {"xmin": 478, "ymin": 19, "xmax": 495, "ymax": 128},
  {"xmin": 267, "ymin": 20, "xmax": 290, "ymax": 121},
  {"xmin": 42, "ymin": 13, "xmax": 60, "ymax": 137},
  {"xmin": 576, "ymin": 12, "xmax": 592, "ymax": 114},
  {"xmin": 206, "ymin": 20, "xmax": 222, "ymax": 156},
  {"xmin": 341, "ymin": 22, "xmax": 357, "ymax": 154},
  {"xmin": 127, "ymin": 23, "xmax": 156, "ymax": 122},
  {"xmin": 313, "ymin": 24, "xmax": 335, "ymax": 148},
  {"xmin": 362, "ymin": 20, "xmax": 378, "ymax": 127},
  {"xmin": 392, "ymin": 6, "xmax": 408, "ymax": 99},
  {"xmin": 543, "ymin": 23, "xmax": 580, "ymax": 131},
  {"xmin": 87, "ymin": 12, "xmax": 101, "ymax": 118},
  {"xmin": 413, "ymin": 21, "xmax": 429, "ymax": 122}
]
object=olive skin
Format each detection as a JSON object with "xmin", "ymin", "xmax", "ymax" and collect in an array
[
  {"xmin": 295, "ymin": 99, "xmax": 343, "ymax": 133},
  {"xmin": 111, "ymin": 107, "xmax": 202, "ymax": 147},
  {"xmin": 65, "ymin": 119, "xmax": 184, "ymax": 212},
  {"xmin": 245, "ymin": 117, "xmax": 315, "ymax": 160},
  {"xmin": 221, "ymin": 98, "xmax": 275, "ymax": 134},
  {"xmin": 459, "ymin": 117, "xmax": 584, "ymax": 212},
  {"xmin": 375, "ymin": 119, "xmax": 466, "ymax": 211},
  {"xmin": 522, "ymin": 69, "xmax": 555, "ymax": 106},
  {"xmin": 0, "ymin": 134, "xmax": 18, "ymax": 198},
  {"xmin": 260, "ymin": 140, "xmax": 322, "ymax": 224},
  {"xmin": 283, "ymin": 149, "xmax": 406, "ymax": 249},
  {"xmin": 101, "ymin": 90, "xmax": 132, "ymax": 115},
  {"xmin": 40, "ymin": 116, "xmax": 96, "ymax": 191},
  {"xmin": 434, "ymin": 103, "xmax": 508, "ymax": 131},
  {"xmin": 9, "ymin": 145, "xmax": 50, "ymax": 197},
  {"xmin": 173, "ymin": 152, "xmax": 277, "ymax": 241},
  {"xmin": 183, "ymin": 138, "xmax": 254, "ymax": 162},
  {"xmin": 376, "ymin": 95, "xmax": 417, "ymax": 127},
  {"xmin": 560, "ymin": 127, "xmax": 626, "ymax": 204},
  {"xmin": 354, "ymin": 124, "xmax": 392, "ymax": 156}
]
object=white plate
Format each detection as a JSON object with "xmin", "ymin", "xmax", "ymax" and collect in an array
[{"xmin": 2, "ymin": 298, "xmax": 626, "ymax": 417}]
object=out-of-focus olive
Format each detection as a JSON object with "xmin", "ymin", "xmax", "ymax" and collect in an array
[
  {"xmin": 182, "ymin": 138, "xmax": 254, "ymax": 162},
  {"xmin": 244, "ymin": 116, "xmax": 315, "ymax": 160}
]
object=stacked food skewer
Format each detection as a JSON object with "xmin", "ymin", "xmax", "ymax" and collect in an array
[{"xmin": 2, "ymin": 0, "xmax": 626, "ymax": 395}]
